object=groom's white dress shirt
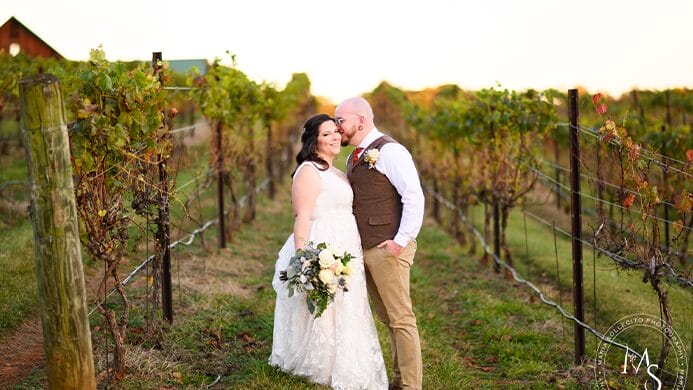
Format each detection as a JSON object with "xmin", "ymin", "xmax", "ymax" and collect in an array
[{"xmin": 354, "ymin": 128, "xmax": 425, "ymax": 248}]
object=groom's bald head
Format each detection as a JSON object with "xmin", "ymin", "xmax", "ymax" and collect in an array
[
  {"xmin": 335, "ymin": 97, "xmax": 376, "ymax": 147},
  {"xmin": 336, "ymin": 97, "xmax": 374, "ymax": 122}
]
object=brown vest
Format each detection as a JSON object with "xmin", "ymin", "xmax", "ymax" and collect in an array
[{"xmin": 347, "ymin": 135, "xmax": 403, "ymax": 249}]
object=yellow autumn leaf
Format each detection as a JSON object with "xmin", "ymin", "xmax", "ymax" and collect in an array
[
  {"xmin": 97, "ymin": 209, "xmax": 106, "ymax": 217},
  {"xmin": 77, "ymin": 109, "xmax": 90, "ymax": 119}
]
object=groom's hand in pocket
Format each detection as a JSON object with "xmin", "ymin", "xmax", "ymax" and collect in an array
[{"xmin": 377, "ymin": 240, "xmax": 404, "ymax": 257}]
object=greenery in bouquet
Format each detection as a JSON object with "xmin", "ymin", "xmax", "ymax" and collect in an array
[{"xmin": 279, "ymin": 242, "xmax": 354, "ymax": 317}]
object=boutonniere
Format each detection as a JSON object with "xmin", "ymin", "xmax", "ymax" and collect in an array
[{"xmin": 363, "ymin": 149, "xmax": 379, "ymax": 169}]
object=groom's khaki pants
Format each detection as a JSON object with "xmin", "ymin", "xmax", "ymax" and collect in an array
[{"xmin": 364, "ymin": 240, "xmax": 422, "ymax": 390}]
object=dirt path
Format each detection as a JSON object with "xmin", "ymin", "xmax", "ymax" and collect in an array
[
  {"xmin": 0, "ymin": 318, "xmax": 44, "ymax": 387},
  {"xmin": 0, "ymin": 257, "xmax": 110, "ymax": 386}
]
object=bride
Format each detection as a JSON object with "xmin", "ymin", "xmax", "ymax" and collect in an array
[{"xmin": 270, "ymin": 114, "xmax": 388, "ymax": 389}]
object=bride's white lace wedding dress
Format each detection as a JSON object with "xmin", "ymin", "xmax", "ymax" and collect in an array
[{"xmin": 270, "ymin": 162, "xmax": 388, "ymax": 390}]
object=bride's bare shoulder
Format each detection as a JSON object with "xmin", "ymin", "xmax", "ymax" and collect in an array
[
  {"xmin": 293, "ymin": 161, "xmax": 321, "ymax": 176},
  {"xmin": 292, "ymin": 162, "xmax": 321, "ymax": 183}
]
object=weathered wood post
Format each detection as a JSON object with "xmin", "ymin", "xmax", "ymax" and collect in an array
[
  {"xmin": 215, "ymin": 120, "xmax": 226, "ymax": 248},
  {"xmin": 152, "ymin": 51, "xmax": 173, "ymax": 324},
  {"xmin": 266, "ymin": 121, "xmax": 276, "ymax": 199},
  {"xmin": 568, "ymin": 88, "xmax": 585, "ymax": 364},
  {"xmin": 19, "ymin": 74, "xmax": 96, "ymax": 389}
]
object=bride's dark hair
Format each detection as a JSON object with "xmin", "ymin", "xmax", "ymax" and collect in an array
[{"xmin": 293, "ymin": 113, "xmax": 335, "ymax": 175}]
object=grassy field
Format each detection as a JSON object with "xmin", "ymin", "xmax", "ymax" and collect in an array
[
  {"xmin": 12, "ymin": 178, "xmax": 687, "ymax": 388},
  {"xmin": 4, "ymin": 145, "xmax": 691, "ymax": 388},
  {"xmin": 0, "ymin": 136, "xmax": 35, "ymax": 336},
  {"xmin": 0, "ymin": 220, "xmax": 36, "ymax": 334}
]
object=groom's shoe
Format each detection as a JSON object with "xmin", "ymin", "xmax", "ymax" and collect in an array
[{"xmin": 388, "ymin": 384, "xmax": 402, "ymax": 390}]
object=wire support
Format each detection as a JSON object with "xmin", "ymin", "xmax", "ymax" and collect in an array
[
  {"xmin": 534, "ymin": 174, "xmax": 691, "ymax": 261},
  {"xmin": 522, "ymin": 207, "xmax": 693, "ymax": 290},
  {"xmin": 539, "ymin": 159, "xmax": 678, "ymax": 208},
  {"xmin": 175, "ymin": 170, "xmax": 212, "ymax": 193},
  {"xmin": 88, "ymin": 178, "xmax": 270, "ymax": 316},
  {"xmin": 423, "ymin": 184, "xmax": 647, "ymax": 362},
  {"xmin": 574, "ymin": 125, "xmax": 693, "ymax": 179},
  {"xmin": 528, "ymin": 166, "xmax": 691, "ymax": 232},
  {"xmin": 170, "ymin": 125, "xmax": 197, "ymax": 134},
  {"xmin": 163, "ymin": 86, "xmax": 197, "ymax": 91}
]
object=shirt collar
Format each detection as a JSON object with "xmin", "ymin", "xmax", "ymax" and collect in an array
[{"xmin": 358, "ymin": 128, "xmax": 383, "ymax": 149}]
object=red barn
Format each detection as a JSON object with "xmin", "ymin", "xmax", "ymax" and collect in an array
[{"xmin": 0, "ymin": 17, "xmax": 63, "ymax": 59}]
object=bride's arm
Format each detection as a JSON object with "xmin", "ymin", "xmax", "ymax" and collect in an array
[{"xmin": 291, "ymin": 165, "xmax": 320, "ymax": 250}]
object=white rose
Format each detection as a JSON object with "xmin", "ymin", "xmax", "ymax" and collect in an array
[
  {"xmin": 334, "ymin": 262, "xmax": 345, "ymax": 275},
  {"xmin": 319, "ymin": 269, "xmax": 336, "ymax": 285},
  {"xmin": 366, "ymin": 149, "xmax": 379, "ymax": 161},
  {"xmin": 318, "ymin": 248, "xmax": 336, "ymax": 268}
]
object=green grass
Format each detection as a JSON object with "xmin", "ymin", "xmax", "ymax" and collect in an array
[
  {"xmin": 0, "ymin": 220, "xmax": 37, "ymax": 336},
  {"xmin": 0, "ymin": 128, "xmax": 40, "ymax": 336},
  {"xmin": 7, "ymin": 145, "xmax": 691, "ymax": 388},
  {"xmin": 474, "ymin": 203, "xmax": 692, "ymax": 357},
  {"xmin": 0, "ymin": 117, "xmax": 20, "ymax": 138},
  {"xmin": 16, "ymin": 177, "xmax": 588, "ymax": 388}
]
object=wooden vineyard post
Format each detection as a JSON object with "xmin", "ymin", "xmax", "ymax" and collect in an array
[
  {"xmin": 568, "ymin": 88, "xmax": 585, "ymax": 364},
  {"xmin": 152, "ymin": 51, "xmax": 173, "ymax": 324},
  {"xmin": 266, "ymin": 121, "xmax": 276, "ymax": 199},
  {"xmin": 19, "ymin": 74, "xmax": 96, "ymax": 389},
  {"xmin": 216, "ymin": 120, "xmax": 226, "ymax": 248},
  {"xmin": 492, "ymin": 201, "xmax": 501, "ymax": 273}
]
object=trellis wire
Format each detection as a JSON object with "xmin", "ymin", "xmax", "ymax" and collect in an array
[
  {"xmin": 425, "ymin": 184, "xmax": 646, "ymax": 361},
  {"xmin": 170, "ymin": 124, "xmax": 197, "ymax": 134},
  {"xmin": 533, "ymin": 169, "xmax": 691, "ymax": 261},
  {"xmin": 88, "ymin": 178, "xmax": 270, "ymax": 316},
  {"xmin": 522, "ymin": 208, "xmax": 692, "ymax": 289},
  {"xmin": 540, "ymin": 159, "xmax": 678, "ymax": 209},
  {"xmin": 574, "ymin": 125, "xmax": 693, "ymax": 179},
  {"xmin": 528, "ymin": 165, "xmax": 691, "ymax": 232},
  {"xmin": 555, "ymin": 122, "xmax": 692, "ymax": 170},
  {"xmin": 576, "ymin": 123, "xmax": 692, "ymax": 169}
]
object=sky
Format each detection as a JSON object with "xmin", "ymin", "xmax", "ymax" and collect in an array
[{"xmin": 2, "ymin": 0, "xmax": 693, "ymax": 103}]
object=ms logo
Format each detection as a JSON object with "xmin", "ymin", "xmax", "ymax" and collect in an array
[{"xmin": 595, "ymin": 314, "xmax": 687, "ymax": 389}]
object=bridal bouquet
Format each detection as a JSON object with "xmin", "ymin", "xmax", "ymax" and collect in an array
[{"xmin": 279, "ymin": 241, "xmax": 353, "ymax": 317}]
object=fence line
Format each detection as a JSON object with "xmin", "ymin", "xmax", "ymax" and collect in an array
[
  {"xmin": 174, "ymin": 169, "xmax": 212, "ymax": 193},
  {"xmin": 572, "ymin": 123, "xmax": 691, "ymax": 168},
  {"xmin": 573, "ymin": 125, "xmax": 693, "ymax": 179},
  {"xmin": 528, "ymin": 165, "xmax": 691, "ymax": 231},
  {"xmin": 423, "ymin": 184, "xmax": 646, "ymax": 362},
  {"xmin": 88, "ymin": 178, "xmax": 270, "ymax": 317},
  {"xmin": 540, "ymin": 159, "xmax": 678, "ymax": 208},
  {"xmin": 163, "ymin": 86, "xmax": 196, "ymax": 91},
  {"xmin": 170, "ymin": 124, "xmax": 198, "ymax": 134},
  {"xmin": 521, "ymin": 206, "xmax": 692, "ymax": 289},
  {"xmin": 533, "ymin": 171, "xmax": 691, "ymax": 262}
]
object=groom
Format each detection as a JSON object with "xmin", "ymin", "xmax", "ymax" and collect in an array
[{"xmin": 336, "ymin": 97, "xmax": 425, "ymax": 390}]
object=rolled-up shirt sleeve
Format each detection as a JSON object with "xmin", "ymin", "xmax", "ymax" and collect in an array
[{"xmin": 376, "ymin": 143, "xmax": 425, "ymax": 247}]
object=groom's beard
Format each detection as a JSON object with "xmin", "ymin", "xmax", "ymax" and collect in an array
[{"xmin": 339, "ymin": 125, "xmax": 356, "ymax": 146}]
